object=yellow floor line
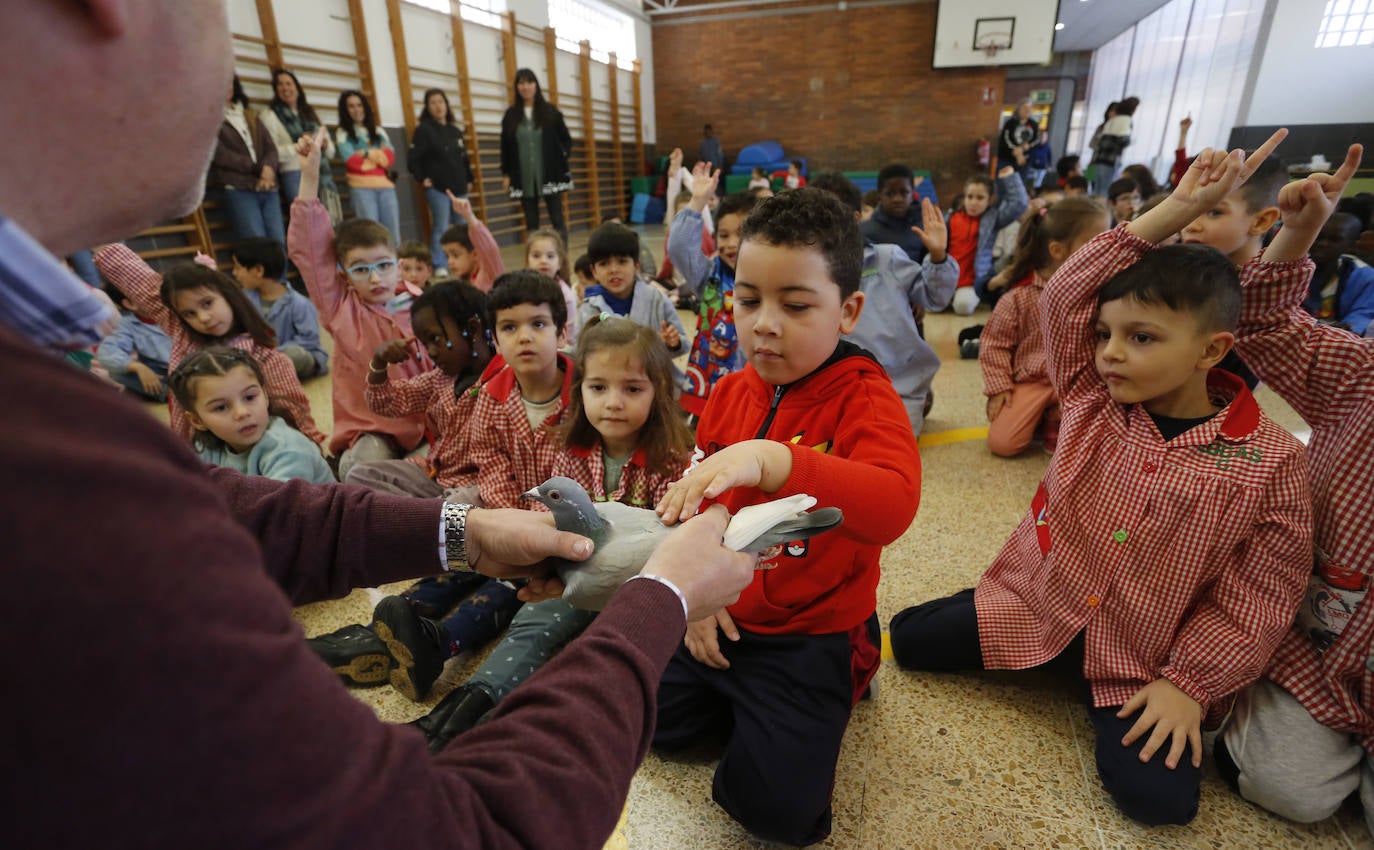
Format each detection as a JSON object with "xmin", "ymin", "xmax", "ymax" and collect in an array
[
  {"xmin": 881, "ymin": 631, "xmax": 893, "ymax": 661},
  {"xmin": 917, "ymin": 426, "xmax": 989, "ymax": 448}
]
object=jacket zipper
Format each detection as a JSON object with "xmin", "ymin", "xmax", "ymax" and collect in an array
[{"xmin": 754, "ymin": 385, "xmax": 786, "ymax": 440}]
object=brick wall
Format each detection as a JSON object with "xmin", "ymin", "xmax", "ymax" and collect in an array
[{"xmin": 652, "ymin": 1, "xmax": 1007, "ymax": 205}]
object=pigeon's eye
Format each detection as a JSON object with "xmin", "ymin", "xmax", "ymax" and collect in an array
[{"xmin": 549, "ymin": 491, "xmax": 561, "ymax": 501}]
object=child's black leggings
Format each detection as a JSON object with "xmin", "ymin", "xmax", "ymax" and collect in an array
[{"xmin": 889, "ymin": 589, "xmax": 1203, "ymax": 826}]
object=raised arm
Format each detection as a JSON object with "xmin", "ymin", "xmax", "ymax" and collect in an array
[
  {"xmin": 666, "ymin": 162, "xmax": 720, "ymax": 296},
  {"xmin": 289, "ymin": 129, "xmax": 346, "ymax": 322},
  {"xmin": 994, "ymin": 167, "xmax": 1029, "ymax": 229},
  {"xmin": 93, "ymin": 244, "xmax": 175, "ymax": 338},
  {"xmin": 1160, "ymin": 449, "xmax": 1312, "ymax": 713},
  {"xmin": 453, "ymin": 193, "xmax": 504, "ymax": 293}
]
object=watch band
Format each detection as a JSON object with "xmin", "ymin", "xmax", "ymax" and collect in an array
[{"xmin": 441, "ymin": 501, "xmax": 475, "ymax": 572}]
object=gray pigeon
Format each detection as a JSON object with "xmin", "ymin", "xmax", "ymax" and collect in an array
[{"xmin": 524, "ymin": 476, "xmax": 844, "ymax": 611}]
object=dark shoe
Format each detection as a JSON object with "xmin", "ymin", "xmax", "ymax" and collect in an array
[
  {"xmin": 922, "ymin": 389, "xmax": 934, "ymax": 418},
  {"xmin": 372, "ymin": 596, "xmax": 446, "ymax": 701},
  {"xmin": 410, "ymin": 683, "xmax": 496, "ymax": 754},
  {"xmin": 959, "ymin": 338, "xmax": 980, "ymax": 360},
  {"xmin": 305, "ymin": 624, "xmax": 393, "ymax": 687}
]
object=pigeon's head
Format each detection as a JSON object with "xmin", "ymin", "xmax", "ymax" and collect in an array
[{"xmin": 523, "ymin": 477, "xmax": 604, "ymax": 537}]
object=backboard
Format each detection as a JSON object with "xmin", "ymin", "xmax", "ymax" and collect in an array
[{"xmin": 932, "ymin": 0, "xmax": 1057, "ymax": 68}]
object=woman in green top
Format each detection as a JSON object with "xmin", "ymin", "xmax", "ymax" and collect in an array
[{"xmin": 499, "ymin": 68, "xmax": 573, "ymax": 245}]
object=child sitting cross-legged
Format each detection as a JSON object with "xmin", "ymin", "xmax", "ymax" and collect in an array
[
  {"xmin": 230, "ymin": 237, "xmax": 329, "ymax": 381},
  {"xmin": 981, "ymin": 196, "xmax": 1110, "ymax": 456},
  {"xmin": 578, "ymin": 221, "xmax": 686, "ymax": 364},
  {"xmin": 94, "ymin": 245, "xmax": 325, "ymax": 447},
  {"xmin": 890, "ymin": 134, "xmax": 1314, "ymax": 827},
  {"xmin": 945, "ymin": 165, "xmax": 1030, "ymax": 314},
  {"xmin": 652, "ymin": 189, "xmax": 922, "ymax": 846},
  {"xmin": 168, "ymin": 346, "xmax": 333, "ymax": 484},
  {"xmin": 95, "ymin": 278, "xmax": 173, "ymax": 402},
  {"xmin": 409, "ymin": 314, "xmax": 695, "ymax": 751}
]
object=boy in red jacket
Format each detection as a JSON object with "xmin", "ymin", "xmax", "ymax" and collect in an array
[{"xmin": 654, "ymin": 189, "xmax": 922, "ymax": 846}]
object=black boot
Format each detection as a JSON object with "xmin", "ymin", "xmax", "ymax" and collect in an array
[
  {"xmin": 371, "ymin": 596, "xmax": 447, "ymax": 701},
  {"xmin": 410, "ymin": 683, "xmax": 496, "ymax": 754},
  {"xmin": 305, "ymin": 624, "xmax": 392, "ymax": 687}
]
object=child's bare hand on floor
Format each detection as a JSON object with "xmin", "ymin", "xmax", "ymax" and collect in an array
[{"xmin": 1117, "ymin": 678, "xmax": 1203, "ymax": 770}]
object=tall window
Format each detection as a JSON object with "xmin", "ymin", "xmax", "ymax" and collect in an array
[
  {"xmin": 1316, "ymin": 0, "xmax": 1374, "ymax": 47},
  {"xmin": 549, "ymin": 0, "xmax": 638, "ymax": 70},
  {"xmin": 405, "ymin": 0, "xmax": 506, "ymax": 29}
]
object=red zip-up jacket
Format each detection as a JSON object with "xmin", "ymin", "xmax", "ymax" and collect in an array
[{"xmin": 695, "ymin": 342, "xmax": 922, "ymax": 635}]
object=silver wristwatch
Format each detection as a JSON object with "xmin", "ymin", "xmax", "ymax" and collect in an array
[{"xmin": 442, "ymin": 501, "xmax": 475, "ymax": 572}]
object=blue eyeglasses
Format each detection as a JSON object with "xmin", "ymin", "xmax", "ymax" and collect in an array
[{"xmin": 342, "ymin": 259, "xmax": 399, "ymax": 282}]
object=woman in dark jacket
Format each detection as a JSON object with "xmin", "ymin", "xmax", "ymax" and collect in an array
[
  {"xmin": 500, "ymin": 68, "xmax": 572, "ymax": 244},
  {"xmin": 210, "ymin": 75, "xmax": 283, "ymax": 243},
  {"xmin": 410, "ymin": 88, "xmax": 473, "ymax": 275}
]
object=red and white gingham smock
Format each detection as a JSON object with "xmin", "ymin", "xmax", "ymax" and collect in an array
[
  {"xmin": 466, "ymin": 355, "xmax": 574, "ymax": 509},
  {"xmin": 95, "ymin": 244, "xmax": 326, "ymax": 448},
  {"xmin": 1235, "ymin": 249, "xmax": 1374, "ymax": 752},
  {"xmin": 974, "ymin": 225, "xmax": 1314, "ymax": 716},
  {"xmin": 980, "ymin": 272, "xmax": 1051, "ymax": 397}
]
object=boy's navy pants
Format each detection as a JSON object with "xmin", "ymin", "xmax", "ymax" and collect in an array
[
  {"xmin": 653, "ymin": 616, "xmax": 878, "ymax": 847},
  {"xmin": 889, "ymin": 589, "xmax": 1202, "ymax": 826}
]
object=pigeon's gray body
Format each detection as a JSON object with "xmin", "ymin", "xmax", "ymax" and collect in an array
[{"xmin": 525, "ymin": 477, "xmax": 843, "ymax": 611}]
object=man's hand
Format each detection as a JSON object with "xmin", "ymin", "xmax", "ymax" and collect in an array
[
  {"xmin": 463, "ymin": 508, "xmax": 592, "ymax": 597},
  {"xmin": 655, "ymin": 439, "xmax": 793, "ymax": 524},
  {"xmin": 1117, "ymin": 678, "xmax": 1203, "ymax": 769},
  {"xmin": 373, "ymin": 337, "xmax": 417, "ymax": 366},
  {"xmin": 660, "ymin": 320, "xmax": 680, "ymax": 350},
  {"xmin": 986, "ymin": 391, "xmax": 1010, "ymax": 422},
  {"xmin": 688, "ymin": 161, "xmax": 720, "ymax": 213},
  {"xmin": 129, "ymin": 361, "xmax": 163, "ymax": 397},
  {"xmin": 911, "ymin": 198, "xmax": 948, "ymax": 263},
  {"xmin": 1264, "ymin": 144, "xmax": 1364, "ymax": 263},
  {"xmin": 685, "ymin": 609, "xmax": 740, "ymax": 669},
  {"xmin": 641, "ymin": 505, "xmax": 757, "ymax": 622},
  {"xmin": 448, "ymin": 191, "xmax": 473, "ymax": 220}
]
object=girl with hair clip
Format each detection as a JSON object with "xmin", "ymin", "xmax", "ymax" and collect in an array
[
  {"xmin": 409, "ymin": 88, "xmax": 474, "ymax": 276},
  {"xmin": 500, "ymin": 68, "xmax": 573, "ymax": 243},
  {"xmin": 523, "ymin": 227, "xmax": 578, "ymax": 346},
  {"xmin": 980, "ymin": 196, "xmax": 1111, "ymax": 457},
  {"xmin": 261, "ymin": 68, "xmax": 340, "ymax": 217},
  {"xmin": 336, "ymin": 89, "xmax": 401, "ymax": 244},
  {"xmin": 168, "ymin": 347, "xmax": 332, "ymax": 484},
  {"xmin": 407, "ymin": 313, "xmax": 696, "ymax": 750},
  {"xmin": 94, "ymin": 245, "xmax": 325, "ymax": 447}
]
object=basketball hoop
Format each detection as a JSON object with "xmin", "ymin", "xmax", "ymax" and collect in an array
[
  {"xmin": 980, "ymin": 43, "xmax": 1003, "ymax": 60},
  {"xmin": 973, "ymin": 32, "xmax": 1011, "ymax": 60}
]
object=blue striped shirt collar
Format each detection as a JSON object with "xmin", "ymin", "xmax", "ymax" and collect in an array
[{"xmin": 0, "ymin": 213, "xmax": 115, "ymax": 350}]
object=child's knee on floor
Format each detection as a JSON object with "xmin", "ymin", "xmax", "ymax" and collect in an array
[
  {"xmin": 1091, "ymin": 706, "xmax": 1202, "ymax": 826},
  {"xmin": 712, "ymin": 760, "xmax": 833, "ymax": 847}
]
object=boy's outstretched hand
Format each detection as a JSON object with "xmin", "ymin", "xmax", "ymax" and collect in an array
[
  {"xmin": 448, "ymin": 191, "xmax": 474, "ymax": 220},
  {"xmin": 1117, "ymin": 678, "xmax": 1203, "ymax": 770},
  {"xmin": 688, "ymin": 161, "xmax": 720, "ymax": 213},
  {"xmin": 685, "ymin": 608, "xmax": 740, "ymax": 669},
  {"xmin": 656, "ymin": 439, "xmax": 794, "ymax": 524},
  {"xmin": 911, "ymin": 198, "xmax": 948, "ymax": 263},
  {"xmin": 660, "ymin": 320, "xmax": 680, "ymax": 350},
  {"xmin": 294, "ymin": 127, "xmax": 329, "ymax": 202},
  {"xmin": 1265, "ymin": 144, "xmax": 1364, "ymax": 263}
]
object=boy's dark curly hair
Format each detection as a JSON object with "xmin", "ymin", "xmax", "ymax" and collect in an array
[
  {"xmin": 1098, "ymin": 243, "xmax": 1240, "ymax": 332},
  {"xmin": 740, "ymin": 188, "xmax": 863, "ymax": 299}
]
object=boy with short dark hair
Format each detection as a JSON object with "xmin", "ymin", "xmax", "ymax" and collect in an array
[
  {"xmin": 1057, "ymin": 154, "xmax": 1083, "ymax": 186},
  {"xmin": 1302, "ymin": 211, "xmax": 1374, "ymax": 334},
  {"xmin": 467, "ymin": 269, "xmax": 573, "ymax": 509},
  {"xmin": 1108, "ymin": 176, "xmax": 1142, "ymax": 224},
  {"xmin": 653, "ymin": 188, "xmax": 922, "ymax": 845},
  {"xmin": 811, "ymin": 170, "xmax": 957, "ymax": 431},
  {"xmin": 890, "ymin": 138, "xmax": 1313, "ymax": 827},
  {"xmin": 438, "ymin": 197, "xmax": 504, "ymax": 292},
  {"xmin": 571, "ymin": 251, "xmax": 595, "ymax": 301},
  {"xmin": 1181, "ymin": 154, "xmax": 1287, "ymax": 266},
  {"xmin": 231, "ymin": 237, "xmax": 328, "ymax": 380},
  {"xmin": 578, "ymin": 222, "xmax": 685, "ymax": 357},
  {"xmin": 861, "ymin": 162, "xmax": 930, "ymax": 262},
  {"xmin": 1213, "ymin": 143, "xmax": 1374, "ymax": 834},
  {"xmin": 1065, "ymin": 175, "xmax": 1090, "ymax": 196},
  {"xmin": 397, "ymin": 240, "xmax": 433, "ymax": 296},
  {"xmin": 95, "ymin": 278, "xmax": 173, "ymax": 401}
]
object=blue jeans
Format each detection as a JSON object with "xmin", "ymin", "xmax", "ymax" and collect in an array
[
  {"xmin": 279, "ymin": 170, "xmax": 302, "ymax": 205},
  {"xmin": 350, "ymin": 186, "xmax": 401, "ymax": 245},
  {"xmin": 424, "ymin": 187, "xmax": 467, "ymax": 272},
  {"xmin": 110, "ymin": 365, "xmax": 169, "ymax": 402},
  {"xmin": 222, "ymin": 187, "xmax": 285, "ymax": 243}
]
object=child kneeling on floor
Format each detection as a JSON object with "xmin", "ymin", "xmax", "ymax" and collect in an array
[
  {"xmin": 652, "ymin": 188, "xmax": 922, "ymax": 846},
  {"xmin": 890, "ymin": 136, "xmax": 1314, "ymax": 826}
]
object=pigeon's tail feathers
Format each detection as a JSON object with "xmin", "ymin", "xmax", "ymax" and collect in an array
[
  {"xmin": 738, "ymin": 507, "xmax": 844, "ymax": 553},
  {"xmin": 722, "ymin": 495, "xmax": 815, "ymax": 551}
]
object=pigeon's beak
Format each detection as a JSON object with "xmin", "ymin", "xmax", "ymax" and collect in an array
[{"xmin": 521, "ymin": 486, "xmax": 541, "ymax": 502}]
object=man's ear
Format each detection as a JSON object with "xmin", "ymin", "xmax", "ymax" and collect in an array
[
  {"xmin": 1250, "ymin": 206, "xmax": 1281, "ymax": 236},
  {"xmin": 82, "ymin": 0, "xmax": 128, "ymax": 37},
  {"xmin": 1200, "ymin": 330, "xmax": 1236, "ymax": 370},
  {"xmin": 839, "ymin": 290, "xmax": 865, "ymax": 334}
]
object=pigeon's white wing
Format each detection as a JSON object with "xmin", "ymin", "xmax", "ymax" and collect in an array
[{"xmin": 722, "ymin": 494, "xmax": 817, "ymax": 551}]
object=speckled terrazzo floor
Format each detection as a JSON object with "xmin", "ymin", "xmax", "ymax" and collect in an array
[{"xmin": 146, "ymin": 226, "xmax": 1368, "ymax": 848}]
